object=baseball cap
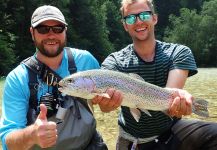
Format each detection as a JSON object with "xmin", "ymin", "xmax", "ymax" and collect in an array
[{"xmin": 31, "ymin": 5, "xmax": 68, "ymax": 28}]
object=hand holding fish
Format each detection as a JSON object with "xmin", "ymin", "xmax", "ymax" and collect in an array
[
  {"xmin": 167, "ymin": 88, "xmax": 193, "ymax": 118},
  {"xmin": 92, "ymin": 88, "xmax": 123, "ymax": 112}
]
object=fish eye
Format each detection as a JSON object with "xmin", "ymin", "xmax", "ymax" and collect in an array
[{"xmin": 67, "ymin": 78, "xmax": 73, "ymax": 83}]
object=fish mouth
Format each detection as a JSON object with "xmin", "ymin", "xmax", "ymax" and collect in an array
[
  {"xmin": 57, "ymin": 81, "xmax": 65, "ymax": 92},
  {"xmin": 58, "ymin": 80, "xmax": 64, "ymax": 87}
]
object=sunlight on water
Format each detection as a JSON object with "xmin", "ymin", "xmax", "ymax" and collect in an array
[{"xmin": 95, "ymin": 68, "xmax": 217, "ymax": 150}]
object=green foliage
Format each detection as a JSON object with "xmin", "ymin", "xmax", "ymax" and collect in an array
[
  {"xmin": 199, "ymin": 0, "xmax": 217, "ymax": 66},
  {"xmin": 0, "ymin": 33, "xmax": 16, "ymax": 76},
  {"xmin": 0, "ymin": 0, "xmax": 216, "ymax": 75},
  {"xmin": 164, "ymin": 0, "xmax": 217, "ymax": 67},
  {"xmin": 154, "ymin": 0, "xmax": 181, "ymax": 39},
  {"xmin": 105, "ymin": 1, "xmax": 131, "ymax": 51},
  {"xmin": 68, "ymin": 0, "xmax": 115, "ymax": 62},
  {"xmin": 164, "ymin": 8, "xmax": 202, "ymax": 51},
  {"xmin": 0, "ymin": 0, "xmax": 16, "ymax": 75},
  {"xmin": 180, "ymin": 0, "xmax": 204, "ymax": 10}
]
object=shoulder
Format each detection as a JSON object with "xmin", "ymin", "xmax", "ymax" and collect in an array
[
  {"xmin": 102, "ymin": 44, "xmax": 133, "ymax": 70},
  {"xmin": 110, "ymin": 44, "xmax": 133, "ymax": 58},
  {"xmin": 6, "ymin": 64, "xmax": 29, "ymax": 85},
  {"xmin": 157, "ymin": 41, "xmax": 197, "ymax": 76},
  {"xmin": 103, "ymin": 44, "xmax": 133, "ymax": 62},
  {"xmin": 157, "ymin": 40, "xmax": 192, "ymax": 56},
  {"xmin": 4, "ymin": 63, "xmax": 30, "ymax": 97},
  {"xmin": 64, "ymin": 47, "xmax": 100, "ymax": 71}
]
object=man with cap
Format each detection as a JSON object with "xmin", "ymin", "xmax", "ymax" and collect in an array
[{"xmin": 0, "ymin": 5, "xmax": 122, "ymax": 150}]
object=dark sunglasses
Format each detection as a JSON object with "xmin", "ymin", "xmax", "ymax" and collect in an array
[
  {"xmin": 123, "ymin": 11, "xmax": 152, "ymax": 25},
  {"xmin": 34, "ymin": 25, "xmax": 66, "ymax": 34}
]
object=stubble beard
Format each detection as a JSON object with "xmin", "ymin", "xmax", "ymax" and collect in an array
[{"xmin": 35, "ymin": 39, "xmax": 67, "ymax": 58}]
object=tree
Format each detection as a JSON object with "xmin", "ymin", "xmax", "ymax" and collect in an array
[
  {"xmin": 68, "ymin": 0, "xmax": 114, "ymax": 62},
  {"xmin": 0, "ymin": 0, "xmax": 16, "ymax": 75},
  {"xmin": 164, "ymin": 0, "xmax": 217, "ymax": 67},
  {"xmin": 198, "ymin": 0, "xmax": 217, "ymax": 66},
  {"xmin": 154, "ymin": 0, "xmax": 181, "ymax": 39},
  {"xmin": 105, "ymin": 1, "xmax": 131, "ymax": 51}
]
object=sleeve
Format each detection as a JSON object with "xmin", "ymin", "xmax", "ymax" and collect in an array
[
  {"xmin": 73, "ymin": 50, "xmax": 100, "ymax": 71},
  {"xmin": 101, "ymin": 53, "xmax": 119, "ymax": 71},
  {"xmin": 0, "ymin": 65, "xmax": 30, "ymax": 150},
  {"xmin": 170, "ymin": 45, "xmax": 198, "ymax": 77}
]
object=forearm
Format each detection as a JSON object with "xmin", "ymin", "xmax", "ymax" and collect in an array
[
  {"xmin": 6, "ymin": 125, "xmax": 36, "ymax": 150},
  {"xmin": 166, "ymin": 69, "xmax": 189, "ymax": 88}
]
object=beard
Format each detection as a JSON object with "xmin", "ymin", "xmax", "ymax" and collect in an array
[{"xmin": 35, "ymin": 38, "xmax": 67, "ymax": 58}]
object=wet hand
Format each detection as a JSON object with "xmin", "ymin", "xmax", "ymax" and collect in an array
[
  {"xmin": 167, "ymin": 88, "xmax": 193, "ymax": 118},
  {"xmin": 92, "ymin": 88, "xmax": 123, "ymax": 112},
  {"xmin": 33, "ymin": 104, "xmax": 57, "ymax": 148}
]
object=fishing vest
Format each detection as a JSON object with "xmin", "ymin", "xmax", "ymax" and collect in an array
[{"xmin": 21, "ymin": 47, "xmax": 107, "ymax": 150}]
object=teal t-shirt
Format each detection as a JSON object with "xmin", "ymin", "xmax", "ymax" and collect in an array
[{"xmin": 0, "ymin": 47, "xmax": 100, "ymax": 150}]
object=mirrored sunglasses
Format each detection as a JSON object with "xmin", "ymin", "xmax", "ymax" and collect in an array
[
  {"xmin": 123, "ymin": 11, "xmax": 152, "ymax": 25},
  {"xmin": 35, "ymin": 25, "xmax": 66, "ymax": 34}
]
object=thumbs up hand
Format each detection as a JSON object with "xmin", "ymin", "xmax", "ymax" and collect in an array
[{"xmin": 33, "ymin": 104, "xmax": 58, "ymax": 148}]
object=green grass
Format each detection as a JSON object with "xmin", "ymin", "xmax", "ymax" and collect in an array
[
  {"xmin": 0, "ymin": 77, "xmax": 5, "ymax": 150},
  {"xmin": 0, "ymin": 77, "xmax": 5, "ymax": 117}
]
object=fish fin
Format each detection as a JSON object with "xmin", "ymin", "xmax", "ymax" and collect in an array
[
  {"xmin": 161, "ymin": 110, "xmax": 170, "ymax": 116},
  {"xmin": 139, "ymin": 108, "xmax": 152, "ymax": 117},
  {"xmin": 129, "ymin": 73, "xmax": 145, "ymax": 81},
  {"xmin": 192, "ymin": 98, "xmax": 209, "ymax": 117},
  {"xmin": 91, "ymin": 91, "xmax": 111, "ymax": 99},
  {"xmin": 87, "ymin": 100, "xmax": 95, "ymax": 115},
  {"xmin": 130, "ymin": 108, "xmax": 141, "ymax": 122}
]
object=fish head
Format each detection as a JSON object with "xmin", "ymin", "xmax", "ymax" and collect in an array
[{"xmin": 58, "ymin": 75, "xmax": 96, "ymax": 99}]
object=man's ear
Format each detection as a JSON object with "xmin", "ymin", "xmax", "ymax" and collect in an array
[
  {"xmin": 30, "ymin": 27, "xmax": 35, "ymax": 41},
  {"xmin": 152, "ymin": 14, "xmax": 158, "ymax": 25},
  {"xmin": 123, "ymin": 22, "xmax": 128, "ymax": 32}
]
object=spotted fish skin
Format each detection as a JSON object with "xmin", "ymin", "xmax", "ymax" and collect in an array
[{"xmin": 58, "ymin": 69, "xmax": 209, "ymax": 118}]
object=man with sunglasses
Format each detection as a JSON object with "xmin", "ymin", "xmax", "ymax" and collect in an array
[
  {"xmin": 99, "ymin": 0, "xmax": 217, "ymax": 149},
  {"xmin": 0, "ymin": 5, "xmax": 121, "ymax": 150}
]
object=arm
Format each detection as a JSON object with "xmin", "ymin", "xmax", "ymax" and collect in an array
[
  {"xmin": 166, "ymin": 69, "xmax": 189, "ymax": 88},
  {"xmin": 92, "ymin": 53, "xmax": 123, "ymax": 112},
  {"xmin": 0, "ymin": 66, "xmax": 57, "ymax": 150},
  {"xmin": 6, "ymin": 104, "xmax": 57, "ymax": 150},
  {"xmin": 166, "ymin": 69, "xmax": 193, "ymax": 118},
  {"xmin": 6, "ymin": 125, "xmax": 36, "ymax": 150},
  {"xmin": 165, "ymin": 44, "xmax": 198, "ymax": 118}
]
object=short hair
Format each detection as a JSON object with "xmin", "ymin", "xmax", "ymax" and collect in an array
[{"xmin": 120, "ymin": 0, "xmax": 155, "ymax": 17}]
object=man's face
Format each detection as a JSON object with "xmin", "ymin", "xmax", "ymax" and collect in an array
[
  {"xmin": 122, "ymin": 1, "xmax": 157, "ymax": 42},
  {"xmin": 30, "ymin": 20, "xmax": 67, "ymax": 58}
]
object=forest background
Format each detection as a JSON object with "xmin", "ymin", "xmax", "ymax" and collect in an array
[{"xmin": 0, "ymin": 0, "xmax": 217, "ymax": 76}]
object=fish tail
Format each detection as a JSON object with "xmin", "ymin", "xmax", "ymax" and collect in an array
[{"xmin": 192, "ymin": 98, "xmax": 209, "ymax": 117}]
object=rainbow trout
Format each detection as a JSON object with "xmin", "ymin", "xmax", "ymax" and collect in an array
[{"xmin": 58, "ymin": 69, "xmax": 209, "ymax": 120}]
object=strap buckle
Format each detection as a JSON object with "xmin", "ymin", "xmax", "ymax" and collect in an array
[{"xmin": 46, "ymin": 72, "xmax": 58, "ymax": 86}]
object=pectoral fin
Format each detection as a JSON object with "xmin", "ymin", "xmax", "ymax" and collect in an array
[
  {"xmin": 130, "ymin": 108, "xmax": 141, "ymax": 122},
  {"xmin": 139, "ymin": 108, "xmax": 152, "ymax": 117}
]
